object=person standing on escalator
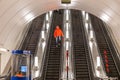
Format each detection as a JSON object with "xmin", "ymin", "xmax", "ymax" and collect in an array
[{"xmin": 54, "ymin": 25, "xmax": 64, "ymax": 47}]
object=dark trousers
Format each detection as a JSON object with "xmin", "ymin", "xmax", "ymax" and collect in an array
[{"xmin": 55, "ymin": 36, "xmax": 61, "ymax": 45}]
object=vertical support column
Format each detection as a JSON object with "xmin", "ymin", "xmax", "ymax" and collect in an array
[{"xmin": 62, "ymin": 9, "xmax": 74, "ymax": 80}]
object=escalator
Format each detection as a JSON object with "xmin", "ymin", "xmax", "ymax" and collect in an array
[
  {"xmin": 71, "ymin": 10, "xmax": 94, "ymax": 80},
  {"xmin": 5, "ymin": 14, "xmax": 45, "ymax": 80},
  {"xmin": 41, "ymin": 10, "xmax": 63, "ymax": 80},
  {"xmin": 90, "ymin": 15, "xmax": 120, "ymax": 79},
  {"xmin": 21, "ymin": 14, "xmax": 45, "ymax": 53},
  {"xmin": 19, "ymin": 14, "xmax": 45, "ymax": 67}
]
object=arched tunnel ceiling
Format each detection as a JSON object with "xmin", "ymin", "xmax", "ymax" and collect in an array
[{"xmin": 0, "ymin": 0, "xmax": 120, "ymax": 50}]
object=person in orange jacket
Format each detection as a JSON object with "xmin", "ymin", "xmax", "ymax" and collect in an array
[
  {"xmin": 54, "ymin": 25, "xmax": 64, "ymax": 47},
  {"xmin": 15, "ymin": 71, "xmax": 24, "ymax": 77}
]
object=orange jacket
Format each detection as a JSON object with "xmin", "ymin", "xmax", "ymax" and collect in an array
[
  {"xmin": 15, "ymin": 73, "xmax": 24, "ymax": 77},
  {"xmin": 54, "ymin": 26, "xmax": 64, "ymax": 38}
]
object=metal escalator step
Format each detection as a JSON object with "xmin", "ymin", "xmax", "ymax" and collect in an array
[
  {"xmin": 46, "ymin": 73, "xmax": 59, "ymax": 76},
  {"xmin": 49, "ymin": 55, "xmax": 60, "ymax": 57},
  {"xmin": 47, "ymin": 70, "xmax": 59, "ymax": 73},
  {"xmin": 75, "ymin": 53, "xmax": 86, "ymax": 55},
  {"xmin": 75, "ymin": 61, "xmax": 87, "ymax": 64},
  {"xmin": 75, "ymin": 57, "xmax": 86, "ymax": 59},
  {"xmin": 48, "ymin": 63, "xmax": 60, "ymax": 65},
  {"xmin": 76, "ymin": 71, "xmax": 89, "ymax": 75},
  {"xmin": 76, "ymin": 68, "xmax": 88, "ymax": 72},
  {"xmin": 47, "ymin": 66, "xmax": 59, "ymax": 70},
  {"xmin": 75, "ymin": 59, "xmax": 86, "ymax": 61},
  {"xmin": 76, "ymin": 65, "xmax": 88, "ymax": 69},
  {"xmin": 48, "ymin": 59, "xmax": 60, "ymax": 61},
  {"xmin": 76, "ymin": 77, "xmax": 90, "ymax": 80},
  {"xmin": 48, "ymin": 57, "xmax": 60, "ymax": 59},
  {"xmin": 76, "ymin": 75, "xmax": 89, "ymax": 78},
  {"xmin": 46, "ymin": 77, "xmax": 59, "ymax": 80}
]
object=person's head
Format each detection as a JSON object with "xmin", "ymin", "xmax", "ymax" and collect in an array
[
  {"xmin": 16, "ymin": 71, "xmax": 22, "ymax": 74},
  {"xmin": 56, "ymin": 25, "xmax": 60, "ymax": 29}
]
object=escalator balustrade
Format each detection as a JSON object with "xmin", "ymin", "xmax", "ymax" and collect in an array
[{"xmin": 90, "ymin": 14, "xmax": 120, "ymax": 79}]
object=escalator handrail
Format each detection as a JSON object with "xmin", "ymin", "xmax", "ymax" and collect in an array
[
  {"xmin": 89, "ymin": 15, "xmax": 107, "ymax": 76},
  {"xmin": 37, "ymin": 13, "xmax": 53, "ymax": 78},
  {"xmin": 84, "ymin": 28, "xmax": 97, "ymax": 80},
  {"xmin": 69, "ymin": 10, "xmax": 75, "ymax": 80},
  {"xmin": 81, "ymin": 15, "xmax": 94, "ymax": 80}
]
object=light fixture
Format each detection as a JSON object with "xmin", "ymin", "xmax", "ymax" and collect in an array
[
  {"xmin": 66, "ymin": 22, "xmax": 69, "ymax": 30},
  {"xmin": 41, "ymin": 31, "xmax": 45, "ymax": 39},
  {"xmin": 34, "ymin": 56, "xmax": 38, "ymax": 66},
  {"xmin": 82, "ymin": 11, "xmax": 85, "ymax": 16},
  {"xmin": 66, "ymin": 41, "xmax": 69, "ymax": 50},
  {"xmin": 0, "ymin": 47, "xmax": 9, "ymax": 52},
  {"xmin": 49, "ymin": 11, "xmax": 53, "ymax": 16},
  {"xmin": 66, "ymin": 31, "xmax": 69, "ymax": 39},
  {"xmin": 66, "ymin": 9, "xmax": 69, "ymax": 21},
  {"xmin": 61, "ymin": 0, "xmax": 71, "ymax": 4},
  {"xmin": 25, "ymin": 13, "xmax": 34, "ymax": 21},
  {"xmin": 85, "ymin": 13, "xmax": 89, "ymax": 21},
  {"xmin": 46, "ymin": 13, "xmax": 49, "ymax": 21},
  {"xmin": 100, "ymin": 13, "xmax": 110, "ymax": 22}
]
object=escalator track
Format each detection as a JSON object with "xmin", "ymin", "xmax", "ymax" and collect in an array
[
  {"xmin": 90, "ymin": 15, "xmax": 120, "ymax": 79},
  {"xmin": 20, "ymin": 14, "xmax": 45, "ymax": 66},
  {"xmin": 71, "ymin": 10, "xmax": 93, "ymax": 80},
  {"xmin": 41, "ymin": 10, "xmax": 63, "ymax": 80},
  {"xmin": 21, "ymin": 14, "xmax": 45, "ymax": 53}
]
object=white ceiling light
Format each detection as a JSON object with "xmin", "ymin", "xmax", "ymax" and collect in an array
[
  {"xmin": 90, "ymin": 30, "xmax": 93, "ymax": 39},
  {"xmin": 0, "ymin": 47, "xmax": 9, "ymax": 52},
  {"xmin": 25, "ymin": 13, "xmax": 34, "ymax": 21},
  {"xmin": 46, "ymin": 13, "xmax": 49, "ymax": 21},
  {"xmin": 34, "ymin": 56, "xmax": 38, "ymax": 66},
  {"xmin": 100, "ymin": 13, "xmax": 110, "ymax": 22},
  {"xmin": 66, "ymin": 22, "xmax": 69, "ymax": 30},
  {"xmin": 66, "ymin": 31, "xmax": 69, "ymax": 38},
  {"xmin": 66, "ymin": 9, "xmax": 69, "ymax": 20},
  {"xmin": 49, "ymin": 11, "xmax": 53, "ymax": 16},
  {"xmin": 85, "ymin": 22, "xmax": 88, "ymax": 30},
  {"xmin": 46, "ymin": 23, "xmax": 49, "ymax": 30},
  {"xmin": 82, "ymin": 11, "xmax": 85, "ymax": 17},
  {"xmin": 85, "ymin": 13, "xmax": 89, "ymax": 20}
]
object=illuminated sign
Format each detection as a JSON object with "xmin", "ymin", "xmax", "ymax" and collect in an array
[
  {"xmin": 61, "ymin": 0, "xmax": 71, "ymax": 4},
  {"xmin": 21, "ymin": 66, "xmax": 27, "ymax": 72}
]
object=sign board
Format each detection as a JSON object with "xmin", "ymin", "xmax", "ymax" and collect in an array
[
  {"xmin": 21, "ymin": 66, "xmax": 27, "ymax": 72},
  {"xmin": 61, "ymin": 0, "xmax": 71, "ymax": 4}
]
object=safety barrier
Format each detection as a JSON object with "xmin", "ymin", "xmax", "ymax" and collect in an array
[
  {"xmin": 66, "ymin": 50, "xmax": 69, "ymax": 80},
  {"xmin": 103, "ymin": 50, "xmax": 109, "ymax": 73}
]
